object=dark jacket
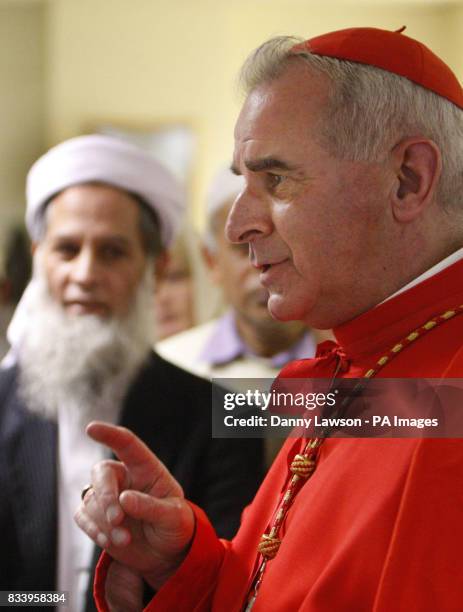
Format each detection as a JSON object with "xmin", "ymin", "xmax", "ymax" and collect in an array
[{"xmin": 0, "ymin": 352, "xmax": 264, "ymax": 609}]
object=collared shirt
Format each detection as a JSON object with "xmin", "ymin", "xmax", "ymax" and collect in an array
[
  {"xmin": 199, "ymin": 310, "xmax": 316, "ymax": 369},
  {"xmin": 156, "ymin": 311, "xmax": 318, "ymax": 382},
  {"xmin": 57, "ymin": 404, "xmax": 119, "ymax": 612}
]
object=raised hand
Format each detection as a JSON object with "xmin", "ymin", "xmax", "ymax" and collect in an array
[{"xmin": 74, "ymin": 421, "xmax": 195, "ymax": 590}]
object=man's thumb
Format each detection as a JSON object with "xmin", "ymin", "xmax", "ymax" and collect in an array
[{"xmin": 119, "ymin": 489, "xmax": 187, "ymax": 524}]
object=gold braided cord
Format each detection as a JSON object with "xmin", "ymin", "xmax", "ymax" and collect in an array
[{"xmin": 247, "ymin": 304, "xmax": 463, "ymax": 608}]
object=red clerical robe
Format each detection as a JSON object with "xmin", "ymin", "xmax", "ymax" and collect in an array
[{"xmin": 95, "ymin": 259, "xmax": 463, "ymax": 611}]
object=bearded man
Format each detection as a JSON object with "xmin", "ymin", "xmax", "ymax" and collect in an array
[
  {"xmin": 0, "ymin": 135, "xmax": 263, "ymax": 611},
  {"xmin": 76, "ymin": 28, "xmax": 463, "ymax": 611}
]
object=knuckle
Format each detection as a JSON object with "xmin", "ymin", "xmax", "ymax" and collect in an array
[
  {"xmin": 94, "ymin": 459, "xmax": 115, "ymax": 473},
  {"xmin": 170, "ymin": 497, "xmax": 185, "ymax": 512},
  {"xmin": 87, "ymin": 521, "xmax": 101, "ymax": 540}
]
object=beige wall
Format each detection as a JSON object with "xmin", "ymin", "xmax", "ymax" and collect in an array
[
  {"xmin": 1, "ymin": 0, "xmax": 462, "ymax": 236},
  {"xmin": 0, "ymin": 0, "xmax": 46, "ymax": 245},
  {"xmin": 43, "ymin": 0, "xmax": 463, "ymax": 226},
  {"xmin": 45, "ymin": 0, "xmax": 233, "ymax": 226},
  {"xmin": 449, "ymin": 2, "xmax": 463, "ymax": 77}
]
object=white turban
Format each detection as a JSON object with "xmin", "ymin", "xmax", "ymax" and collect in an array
[
  {"xmin": 206, "ymin": 166, "xmax": 245, "ymax": 218},
  {"xmin": 26, "ymin": 134, "xmax": 185, "ymax": 247},
  {"xmin": 2, "ymin": 135, "xmax": 185, "ymax": 369}
]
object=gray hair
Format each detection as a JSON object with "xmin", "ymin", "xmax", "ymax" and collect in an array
[
  {"xmin": 36, "ymin": 183, "xmax": 163, "ymax": 257},
  {"xmin": 239, "ymin": 36, "xmax": 463, "ymax": 209}
]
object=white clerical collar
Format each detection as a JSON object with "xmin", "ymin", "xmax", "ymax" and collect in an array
[{"xmin": 382, "ymin": 247, "xmax": 463, "ymax": 304}]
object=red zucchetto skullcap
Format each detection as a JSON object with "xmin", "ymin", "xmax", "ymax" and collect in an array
[{"xmin": 291, "ymin": 27, "xmax": 463, "ymax": 109}]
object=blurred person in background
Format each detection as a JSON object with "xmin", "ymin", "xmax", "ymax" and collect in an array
[
  {"xmin": 153, "ymin": 228, "xmax": 196, "ymax": 340},
  {"xmin": 0, "ymin": 135, "xmax": 263, "ymax": 611},
  {"xmin": 157, "ymin": 166, "xmax": 327, "ymax": 380},
  {"xmin": 157, "ymin": 167, "xmax": 328, "ymax": 463}
]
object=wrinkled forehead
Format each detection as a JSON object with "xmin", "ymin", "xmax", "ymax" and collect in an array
[{"xmin": 233, "ymin": 64, "xmax": 330, "ymax": 163}]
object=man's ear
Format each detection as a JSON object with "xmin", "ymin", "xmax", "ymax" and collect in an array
[
  {"xmin": 201, "ymin": 244, "xmax": 222, "ymax": 285},
  {"xmin": 31, "ymin": 241, "xmax": 38, "ymax": 256},
  {"xmin": 154, "ymin": 250, "xmax": 169, "ymax": 280},
  {"xmin": 390, "ymin": 138, "xmax": 442, "ymax": 223}
]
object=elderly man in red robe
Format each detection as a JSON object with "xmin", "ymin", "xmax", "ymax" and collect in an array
[{"xmin": 75, "ymin": 27, "xmax": 463, "ymax": 611}]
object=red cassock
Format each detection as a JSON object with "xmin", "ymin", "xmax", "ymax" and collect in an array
[{"xmin": 95, "ymin": 259, "xmax": 463, "ymax": 611}]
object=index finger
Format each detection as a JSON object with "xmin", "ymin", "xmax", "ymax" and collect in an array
[{"xmin": 86, "ymin": 422, "xmax": 183, "ymax": 498}]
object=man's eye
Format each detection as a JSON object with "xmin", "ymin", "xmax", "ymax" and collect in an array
[
  {"xmin": 101, "ymin": 246, "xmax": 126, "ymax": 260},
  {"xmin": 267, "ymin": 173, "xmax": 285, "ymax": 189},
  {"xmin": 54, "ymin": 243, "xmax": 79, "ymax": 259}
]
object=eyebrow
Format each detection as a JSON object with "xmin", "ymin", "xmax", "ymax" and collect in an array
[
  {"xmin": 50, "ymin": 233, "xmax": 131, "ymax": 246},
  {"xmin": 231, "ymin": 157, "xmax": 297, "ymax": 175}
]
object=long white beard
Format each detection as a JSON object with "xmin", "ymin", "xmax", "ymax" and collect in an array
[{"xmin": 17, "ymin": 265, "xmax": 155, "ymax": 426}]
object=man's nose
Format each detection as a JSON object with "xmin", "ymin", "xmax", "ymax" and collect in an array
[
  {"xmin": 69, "ymin": 249, "xmax": 99, "ymax": 286},
  {"xmin": 225, "ymin": 189, "xmax": 271, "ymax": 244}
]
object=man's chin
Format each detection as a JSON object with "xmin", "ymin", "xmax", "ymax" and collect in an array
[
  {"xmin": 267, "ymin": 294, "xmax": 307, "ymax": 323},
  {"xmin": 242, "ymin": 305, "xmax": 275, "ymax": 325}
]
